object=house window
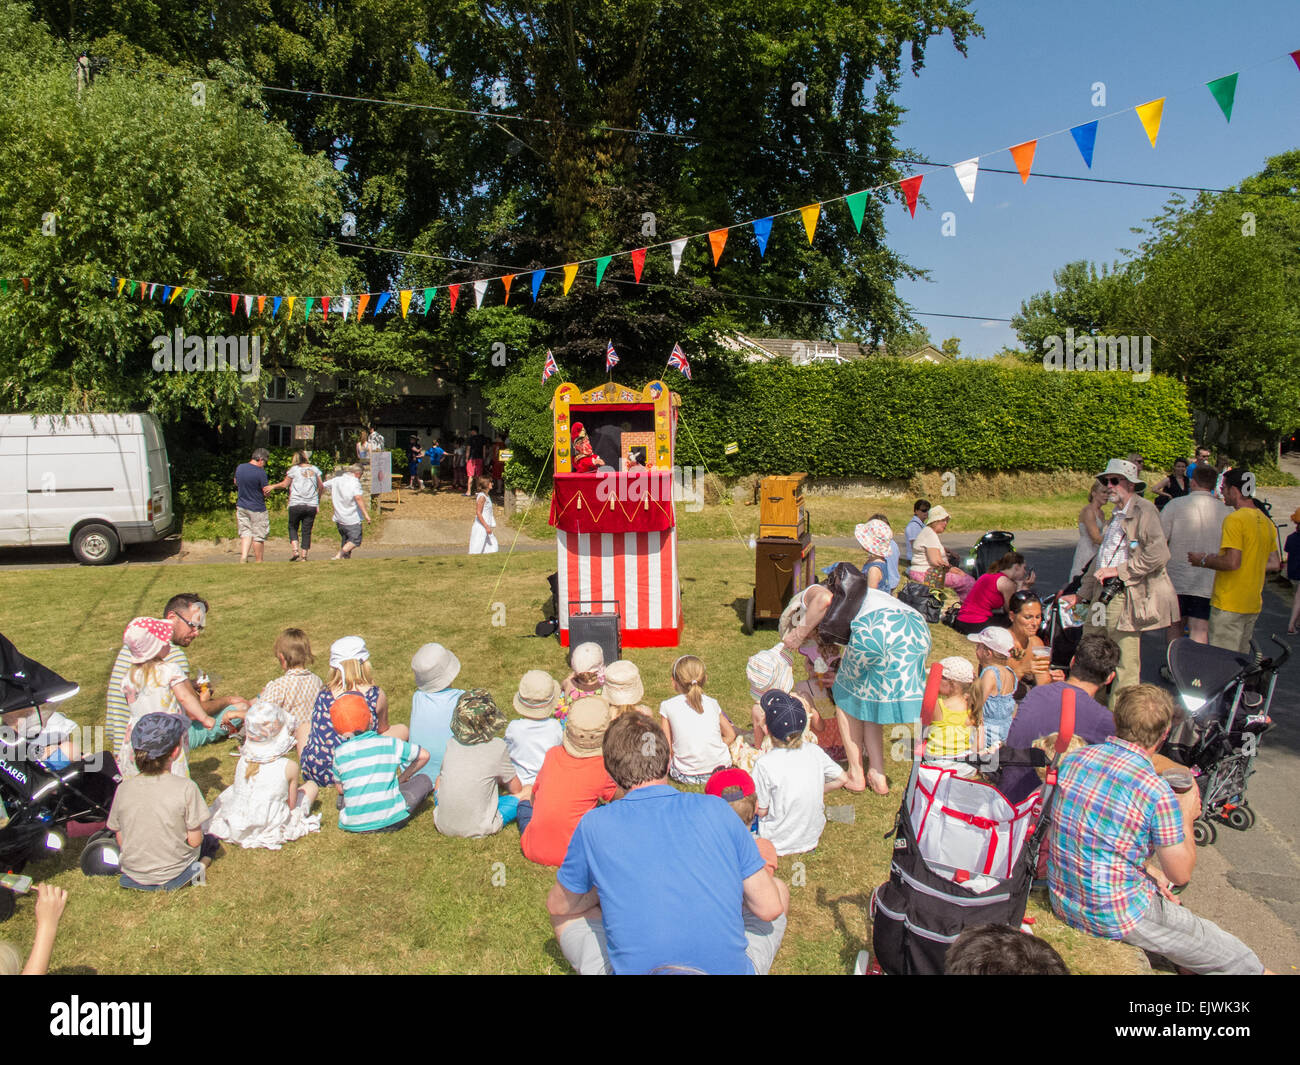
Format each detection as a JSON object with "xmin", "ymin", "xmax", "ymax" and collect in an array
[
  {"xmin": 265, "ymin": 375, "xmax": 292, "ymax": 401},
  {"xmin": 268, "ymin": 423, "xmax": 294, "ymax": 448},
  {"xmin": 337, "ymin": 376, "xmax": 354, "ymax": 394}
]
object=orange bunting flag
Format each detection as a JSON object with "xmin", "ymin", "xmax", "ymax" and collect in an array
[
  {"xmin": 1010, "ymin": 140, "xmax": 1037, "ymax": 183},
  {"xmin": 800, "ymin": 204, "xmax": 821, "ymax": 244},
  {"xmin": 357, "ymin": 293, "xmax": 371, "ymax": 320},
  {"xmin": 1135, "ymin": 98, "xmax": 1165, "ymax": 147},
  {"xmin": 399, "ymin": 290, "xmax": 413, "ymax": 318},
  {"xmin": 562, "ymin": 263, "xmax": 579, "ymax": 295},
  {"xmin": 899, "ymin": 175, "xmax": 923, "ymax": 217},
  {"xmin": 257, "ymin": 295, "xmax": 265, "ymax": 315},
  {"xmin": 708, "ymin": 228, "xmax": 729, "ymax": 266},
  {"xmin": 502, "ymin": 274, "xmax": 515, "ymax": 304},
  {"xmin": 630, "ymin": 248, "xmax": 646, "ymax": 283}
]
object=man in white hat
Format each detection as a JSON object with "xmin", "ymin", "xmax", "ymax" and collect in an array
[{"xmin": 1076, "ymin": 459, "xmax": 1178, "ymax": 709}]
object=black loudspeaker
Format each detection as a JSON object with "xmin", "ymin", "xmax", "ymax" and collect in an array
[{"xmin": 569, "ymin": 604, "xmax": 621, "ymax": 666}]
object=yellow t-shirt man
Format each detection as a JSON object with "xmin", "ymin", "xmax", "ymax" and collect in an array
[{"xmin": 1210, "ymin": 507, "xmax": 1277, "ymax": 615}]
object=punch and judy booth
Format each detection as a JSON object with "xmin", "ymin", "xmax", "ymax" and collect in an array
[{"xmin": 548, "ymin": 380, "xmax": 682, "ymax": 648}]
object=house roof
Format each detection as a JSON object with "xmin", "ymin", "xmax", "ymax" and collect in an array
[{"xmin": 724, "ymin": 335, "xmax": 864, "ymax": 364}]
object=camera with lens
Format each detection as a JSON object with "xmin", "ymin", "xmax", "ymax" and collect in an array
[{"xmin": 1097, "ymin": 576, "xmax": 1125, "ymax": 605}]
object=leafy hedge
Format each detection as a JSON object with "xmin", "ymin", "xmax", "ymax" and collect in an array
[
  {"xmin": 497, "ymin": 358, "xmax": 1193, "ymax": 487},
  {"xmin": 171, "ymin": 446, "xmax": 302, "ymax": 516}
]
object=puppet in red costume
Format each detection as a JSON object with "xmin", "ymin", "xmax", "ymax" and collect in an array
[{"xmin": 570, "ymin": 422, "xmax": 601, "ymax": 472}]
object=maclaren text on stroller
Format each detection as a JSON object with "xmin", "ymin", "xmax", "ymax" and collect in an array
[{"xmin": 869, "ymin": 663, "xmax": 1076, "ymax": 975}]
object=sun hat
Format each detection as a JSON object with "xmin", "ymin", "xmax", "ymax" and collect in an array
[
  {"xmin": 938, "ymin": 656, "xmax": 976, "ymax": 685},
  {"xmin": 855, "ymin": 518, "xmax": 894, "ymax": 558},
  {"xmin": 329, "ymin": 636, "xmax": 370, "ymax": 669},
  {"xmin": 925, "ymin": 505, "xmax": 951, "ymax": 526},
  {"xmin": 760, "ymin": 690, "xmax": 808, "ymax": 742},
  {"xmin": 1220, "ymin": 468, "xmax": 1256, "ymax": 498},
  {"xmin": 330, "ymin": 692, "xmax": 373, "ymax": 735},
  {"xmin": 563, "ymin": 695, "xmax": 611, "ymax": 758},
  {"xmin": 131, "ymin": 712, "xmax": 187, "ymax": 758},
  {"xmin": 602, "ymin": 661, "xmax": 644, "ymax": 706},
  {"xmin": 124, "ymin": 617, "xmax": 173, "ymax": 664},
  {"xmin": 968, "ymin": 626, "xmax": 1015, "ymax": 658},
  {"xmin": 241, "ymin": 700, "xmax": 296, "ymax": 762},
  {"xmin": 513, "ymin": 670, "xmax": 562, "ymax": 719},
  {"xmin": 1290, "ymin": 507, "xmax": 1300, "ymax": 526},
  {"xmin": 1097, "ymin": 458, "xmax": 1146, "ymax": 491},
  {"xmin": 570, "ymin": 641, "xmax": 604, "ymax": 674},
  {"xmin": 411, "ymin": 643, "xmax": 461, "ymax": 693},
  {"xmin": 777, "ymin": 588, "xmax": 809, "ymax": 639},
  {"xmin": 747, "ymin": 645, "xmax": 794, "ymax": 699},
  {"xmin": 705, "ymin": 767, "xmax": 756, "ymax": 802},
  {"xmin": 451, "ymin": 689, "xmax": 506, "ymax": 745}
]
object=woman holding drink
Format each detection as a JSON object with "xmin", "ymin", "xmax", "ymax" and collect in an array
[{"xmin": 1005, "ymin": 591, "xmax": 1065, "ymax": 697}]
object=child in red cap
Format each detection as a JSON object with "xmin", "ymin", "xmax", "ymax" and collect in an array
[{"xmin": 706, "ymin": 768, "xmax": 777, "ymax": 877}]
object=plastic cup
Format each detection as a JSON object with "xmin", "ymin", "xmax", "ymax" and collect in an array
[{"xmin": 1162, "ymin": 768, "xmax": 1195, "ymax": 794}]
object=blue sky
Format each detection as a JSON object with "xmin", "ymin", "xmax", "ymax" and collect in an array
[{"xmin": 883, "ymin": 0, "xmax": 1300, "ymax": 357}]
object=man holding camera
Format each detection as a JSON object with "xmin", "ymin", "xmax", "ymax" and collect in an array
[{"xmin": 1077, "ymin": 458, "xmax": 1179, "ymax": 709}]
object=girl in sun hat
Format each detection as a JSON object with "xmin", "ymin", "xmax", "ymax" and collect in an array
[
  {"xmin": 206, "ymin": 700, "xmax": 321, "ymax": 849},
  {"xmin": 923, "ymin": 656, "xmax": 982, "ymax": 775},
  {"xmin": 116, "ymin": 618, "xmax": 217, "ymax": 781},
  {"xmin": 602, "ymin": 660, "xmax": 653, "ymax": 720},
  {"xmin": 855, "ymin": 518, "xmax": 895, "ymax": 591},
  {"xmin": 505, "ymin": 670, "xmax": 564, "ymax": 795},
  {"xmin": 967, "ymin": 627, "xmax": 1018, "ymax": 751},
  {"xmin": 408, "ymin": 643, "xmax": 464, "ymax": 789},
  {"xmin": 559, "ymin": 641, "xmax": 606, "ymax": 723}
]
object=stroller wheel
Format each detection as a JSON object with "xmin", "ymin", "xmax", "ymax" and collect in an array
[
  {"xmin": 1192, "ymin": 818, "xmax": 1217, "ymax": 846},
  {"xmin": 0, "ymin": 888, "xmax": 13, "ymax": 923},
  {"xmin": 79, "ymin": 830, "xmax": 122, "ymax": 877},
  {"xmin": 1226, "ymin": 806, "xmax": 1254, "ymax": 831}
]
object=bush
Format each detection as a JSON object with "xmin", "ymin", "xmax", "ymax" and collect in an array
[{"xmin": 171, "ymin": 446, "xmax": 301, "ymax": 518}]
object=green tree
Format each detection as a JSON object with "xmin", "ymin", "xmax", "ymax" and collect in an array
[{"xmin": 1011, "ymin": 260, "xmax": 1130, "ymax": 356}]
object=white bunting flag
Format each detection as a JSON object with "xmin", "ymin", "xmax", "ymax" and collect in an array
[
  {"xmin": 954, "ymin": 157, "xmax": 979, "ymax": 203},
  {"xmin": 340, "ymin": 294, "xmax": 352, "ymax": 322},
  {"xmin": 474, "ymin": 279, "xmax": 488, "ymax": 308},
  {"xmin": 670, "ymin": 238, "xmax": 687, "ymax": 275},
  {"xmin": 244, "ymin": 294, "xmax": 254, "ymax": 317}
]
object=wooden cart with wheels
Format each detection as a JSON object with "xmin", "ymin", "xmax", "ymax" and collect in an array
[{"xmin": 744, "ymin": 474, "xmax": 814, "ymax": 633}]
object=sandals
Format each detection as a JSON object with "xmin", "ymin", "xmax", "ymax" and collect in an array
[{"xmin": 866, "ymin": 769, "xmax": 890, "ymax": 796}]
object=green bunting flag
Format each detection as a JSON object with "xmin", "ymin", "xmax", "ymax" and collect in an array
[
  {"xmin": 844, "ymin": 190, "xmax": 869, "ymax": 233},
  {"xmin": 304, "ymin": 297, "xmax": 315, "ymax": 320},
  {"xmin": 183, "ymin": 288, "xmax": 197, "ymax": 306},
  {"xmin": 1207, "ymin": 73, "xmax": 1238, "ymax": 122},
  {"xmin": 595, "ymin": 255, "xmax": 612, "ymax": 287}
]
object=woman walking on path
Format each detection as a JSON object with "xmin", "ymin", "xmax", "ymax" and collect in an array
[{"xmin": 272, "ymin": 452, "xmax": 324, "ymax": 561}]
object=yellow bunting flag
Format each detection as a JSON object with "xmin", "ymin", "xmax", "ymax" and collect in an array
[
  {"xmin": 399, "ymin": 289, "xmax": 413, "ymax": 318},
  {"xmin": 562, "ymin": 263, "xmax": 579, "ymax": 295},
  {"xmin": 1009, "ymin": 140, "xmax": 1037, "ymax": 184},
  {"xmin": 708, "ymin": 228, "xmax": 729, "ymax": 265},
  {"xmin": 168, "ymin": 286, "xmax": 183, "ymax": 304},
  {"xmin": 116, "ymin": 277, "xmax": 127, "ymax": 296},
  {"xmin": 1135, "ymin": 98, "xmax": 1165, "ymax": 147},
  {"xmin": 285, "ymin": 296, "xmax": 296, "ymax": 320},
  {"xmin": 357, "ymin": 292, "xmax": 371, "ymax": 320},
  {"xmin": 800, "ymin": 204, "xmax": 821, "ymax": 244}
]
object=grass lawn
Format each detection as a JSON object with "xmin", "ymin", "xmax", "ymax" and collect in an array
[{"xmin": 0, "ymin": 546, "xmax": 1146, "ymax": 974}]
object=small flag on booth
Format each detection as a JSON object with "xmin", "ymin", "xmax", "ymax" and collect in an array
[
  {"xmin": 542, "ymin": 349, "xmax": 559, "ymax": 383},
  {"xmin": 724, "ymin": 441, "xmax": 740, "ymax": 455},
  {"xmin": 667, "ymin": 342, "xmax": 691, "ymax": 380},
  {"xmin": 605, "ymin": 340, "xmax": 619, "ymax": 372}
]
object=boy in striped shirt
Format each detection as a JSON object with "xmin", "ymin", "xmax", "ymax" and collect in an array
[{"xmin": 331, "ymin": 693, "xmax": 431, "ymax": 833}]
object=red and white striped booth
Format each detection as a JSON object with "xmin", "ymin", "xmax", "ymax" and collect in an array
[{"xmin": 549, "ymin": 380, "xmax": 682, "ymax": 648}]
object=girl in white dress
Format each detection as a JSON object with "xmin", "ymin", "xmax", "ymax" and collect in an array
[
  {"xmin": 207, "ymin": 700, "xmax": 321, "ymax": 850},
  {"xmin": 467, "ymin": 475, "xmax": 498, "ymax": 554}
]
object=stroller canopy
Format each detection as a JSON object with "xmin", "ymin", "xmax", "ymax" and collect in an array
[
  {"xmin": 1168, "ymin": 638, "xmax": 1252, "ymax": 709},
  {"xmin": 0, "ymin": 634, "xmax": 79, "ymax": 714}
]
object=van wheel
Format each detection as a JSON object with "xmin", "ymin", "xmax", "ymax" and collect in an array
[{"xmin": 72, "ymin": 524, "xmax": 120, "ymax": 565}]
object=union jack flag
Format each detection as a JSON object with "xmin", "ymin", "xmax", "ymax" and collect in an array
[
  {"xmin": 605, "ymin": 340, "xmax": 619, "ymax": 371},
  {"xmin": 541, "ymin": 349, "xmax": 559, "ymax": 383},
  {"xmin": 667, "ymin": 342, "xmax": 691, "ymax": 380}
]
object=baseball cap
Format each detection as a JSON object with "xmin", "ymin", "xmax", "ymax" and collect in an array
[
  {"xmin": 705, "ymin": 767, "xmax": 755, "ymax": 803},
  {"xmin": 760, "ymin": 690, "xmax": 808, "ymax": 742}
]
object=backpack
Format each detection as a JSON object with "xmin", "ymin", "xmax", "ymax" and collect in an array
[{"xmin": 897, "ymin": 580, "xmax": 942, "ymax": 624}]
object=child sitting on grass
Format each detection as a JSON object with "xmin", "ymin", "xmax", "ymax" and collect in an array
[
  {"xmin": 752, "ymin": 692, "xmax": 849, "ymax": 856},
  {"xmin": 746, "ymin": 645, "xmax": 823, "ymax": 756},
  {"xmin": 434, "ymin": 690, "xmax": 523, "ymax": 838},
  {"xmin": 602, "ymin": 660, "xmax": 654, "ymax": 720},
  {"xmin": 505, "ymin": 670, "xmax": 564, "ymax": 798},
  {"xmin": 659, "ymin": 654, "xmax": 736, "ymax": 786},
  {"xmin": 332, "ymin": 693, "xmax": 431, "ymax": 833},
  {"xmin": 705, "ymin": 768, "xmax": 777, "ymax": 876},
  {"xmin": 207, "ymin": 700, "xmax": 321, "ymax": 848},
  {"xmin": 108, "ymin": 713, "xmax": 220, "ymax": 891},
  {"xmin": 257, "ymin": 628, "xmax": 325, "ymax": 734},
  {"xmin": 558, "ymin": 642, "xmax": 606, "ymax": 723},
  {"xmin": 923, "ymin": 656, "xmax": 983, "ymax": 777}
]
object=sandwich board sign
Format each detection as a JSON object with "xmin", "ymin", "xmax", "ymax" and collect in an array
[{"xmin": 370, "ymin": 449, "xmax": 392, "ymax": 495}]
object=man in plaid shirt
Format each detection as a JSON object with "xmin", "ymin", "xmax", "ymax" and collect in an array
[{"xmin": 1049, "ymin": 685, "xmax": 1269, "ymax": 974}]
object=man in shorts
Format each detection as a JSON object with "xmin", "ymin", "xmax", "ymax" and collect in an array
[
  {"xmin": 1049, "ymin": 685, "xmax": 1270, "ymax": 974},
  {"xmin": 233, "ymin": 447, "xmax": 273, "ymax": 562},
  {"xmin": 1159, "ymin": 465, "xmax": 1229, "ymax": 655},
  {"xmin": 323, "ymin": 464, "xmax": 370, "ymax": 560}
]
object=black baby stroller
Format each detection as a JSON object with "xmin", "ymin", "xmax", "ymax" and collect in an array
[
  {"xmin": 962, "ymin": 530, "xmax": 1016, "ymax": 580},
  {"xmin": 869, "ymin": 664, "xmax": 1077, "ymax": 974},
  {"xmin": 1162, "ymin": 635, "xmax": 1289, "ymax": 846},
  {"xmin": 0, "ymin": 634, "xmax": 121, "ymax": 922},
  {"xmin": 1039, "ymin": 570, "xmax": 1087, "ymax": 673}
]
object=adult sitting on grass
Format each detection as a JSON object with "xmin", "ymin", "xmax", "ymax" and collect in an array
[
  {"xmin": 907, "ymin": 505, "xmax": 976, "ymax": 601},
  {"xmin": 547, "ymin": 714, "xmax": 788, "ymax": 975},
  {"xmin": 1005, "ymin": 592, "xmax": 1065, "ymax": 695},
  {"xmin": 1049, "ymin": 685, "xmax": 1272, "ymax": 975},
  {"xmin": 952, "ymin": 551, "xmax": 1036, "ymax": 635}
]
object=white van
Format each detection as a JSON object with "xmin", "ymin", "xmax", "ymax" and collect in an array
[{"xmin": 0, "ymin": 414, "xmax": 174, "ymax": 564}]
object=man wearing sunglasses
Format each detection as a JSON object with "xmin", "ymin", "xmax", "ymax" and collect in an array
[{"xmin": 1075, "ymin": 459, "xmax": 1179, "ymax": 709}]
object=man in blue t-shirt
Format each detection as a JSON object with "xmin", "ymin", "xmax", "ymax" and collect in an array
[
  {"xmin": 999, "ymin": 633, "xmax": 1119, "ymax": 804},
  {"xmin": 233, "ymin": 447, "xmax": 276, "ymax": 563},
  {"xmin": 547, "ymin": 715, "xmax": 788, "ymax": 974}
]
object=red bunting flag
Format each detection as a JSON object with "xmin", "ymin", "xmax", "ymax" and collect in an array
[
  {"xmin": 448, "ymin": 284, "xmax": 460, "ymax": 313},
  {"xmin": 899, "ymin": 175, "xmax": 923, "ymax": 218},
  {"xmin": 708, "ymin": 228, "xmax": 729, "ymax": 265},
  {"xmin": 230, "ymin": 293, "xmax": 238, "ymax": 315},
  {"xmin": 1291, "ymin": 49, "xmax": 1300, "ymax": 72},
  {"xmin": 631, "ymin": 248, "xmax": 646, "ymax": 283},
  {"xmin": 1010, "ymin": 140, "xmax": 1037, "ymax": 183},
  {"xmin": 322, "ymin": 296, "xmax": 331, "ymax": 319}
]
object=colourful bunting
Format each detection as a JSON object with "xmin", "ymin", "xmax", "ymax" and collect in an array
[
  {"xmin": 1207, "ymin": 73, "xmax": 1237, "ymax": 122},
  {"xmin": 670, "ymin": 238, "xmax": 687, "ymax": 274},
  {"xmin": 531, "ymin": 269, "xmax": 545, "ymax": 301},
  {"xmin": 116, "ymin": 277, "xmax": 126, "ymax": 296},
  {"xmin": 1009, "ymin": 140, "xmax": 1036, "ymax": 183},
  {"xmin": 708, "ymin": 228, "xmax": 728, "ymax": 266},
  {"xmin": 184, "ymin": 288, "xmax": 197, "ymax": 307},
  {"xmin": 169, "ymin": 286, "xmax": 183, "ymax": 304},
  {"xmin": 356, "ymin": 293, "xmax": 371, "ymax": 320},
  {"xmin": 595, "ymin": 256, "xmax": 612, "ymax": 287},
  {"xmin": 1291, "ymin": 50, "xmax": 1300, "ymax": 72},
  {"xmin": 374, "ymin": 292, "xmax": 391, "ymax": 315},
  {"xmin": 447, "ymin": 285, "xmax": 459, "ymax": 313},
  {"xmin": 244, "ymin": 294, "xmax": 254, "ymax": 317},
  {"xmin": 799, "ymin": 204, "xmax": 820, "ymax": 244},
  {"xmin": 285, "ymin": 295, "xmax": 296, "ymax": 319},
  {"xmin": 501, "ymin": 274, "xmax": 515, "ymax": 304},
  {"xmin": 272, "ymin": 296, "xmax": 282, "ymax": 319},
  {"xmin": 147, "ymin": 283, "xmax": 157, "ymax": 300},
  {"xmin": 1135, "ymin": 98, "xmax": 1165, "ymax": 147},
  {"xmin": 127, "ymin": 280, "xmax": 136, "ymax": 297},
  {"xmin": 473, "ymin": 280, "xmax": 487, "ymax": 308},
  {"xmin": 162, "ymin": 285, "xmax": 173, "ymax": 304},
  {"xmin": 1070, "ymin": 122, "xmax": 1098, "ymax": 168},
  {"xmin": 630, "ymin": 248, "xmax": 646, "ymax": 283},
  {"xmin": 340, "ymin": 294, "xmax": 351, "ymax": 320},
  {"xmin": 304, "ymin": 297, "xmax": 315, "ymax": 320},
  {"xmin": 257, "ymin": 295, "xmax": 265, "ymax": 315},
  {"xmin": 321, "ymin": 296, "xmax": 330, "ymax": 319},
  {"xmin": 230, "ymin": 293, "xmax": 238, "ymax": 315},
  {"xmin": 400, "ymin": 289, "xmax": 413, "ymax": 318},
  {"xmin": 562, "ymin": 264, "xmax": 578, "ymax": 295},
  {"xmin": 899, "ymin": 175, "xmax": 923, "ymax": 218},
  {"xmin": 844, "ymin": 191, "xmax": 868, "ymax": 233},
  {"xmin": 752, "ymin": 217, "xmax": 773, "ymax": 255},
  {"xmin": 953, "ymin": 158, "xmax": 979, "ymax": 203},
  {"xmin": 423, "ymin": 286, "xmax": 435, "ymax": 314}
]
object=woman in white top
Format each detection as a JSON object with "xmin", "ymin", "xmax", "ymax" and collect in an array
[
  {"xmin": 1070, "ymin": 482, "xmax": 1108, "ymax": 580},
  {"xmin": 658, "ymin": 655, "xmax": 735, "ymax": 785},
  {"xmin": 272, "ymin": 451, "xmax": 325, "ymax": 561},
  {"xmin": 467, "ymin": 475, "xmax": 498, "ymax": 554},
  {"xmin": 905, "ymin": 504, "xmax": 976, "ymax": 600}
]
